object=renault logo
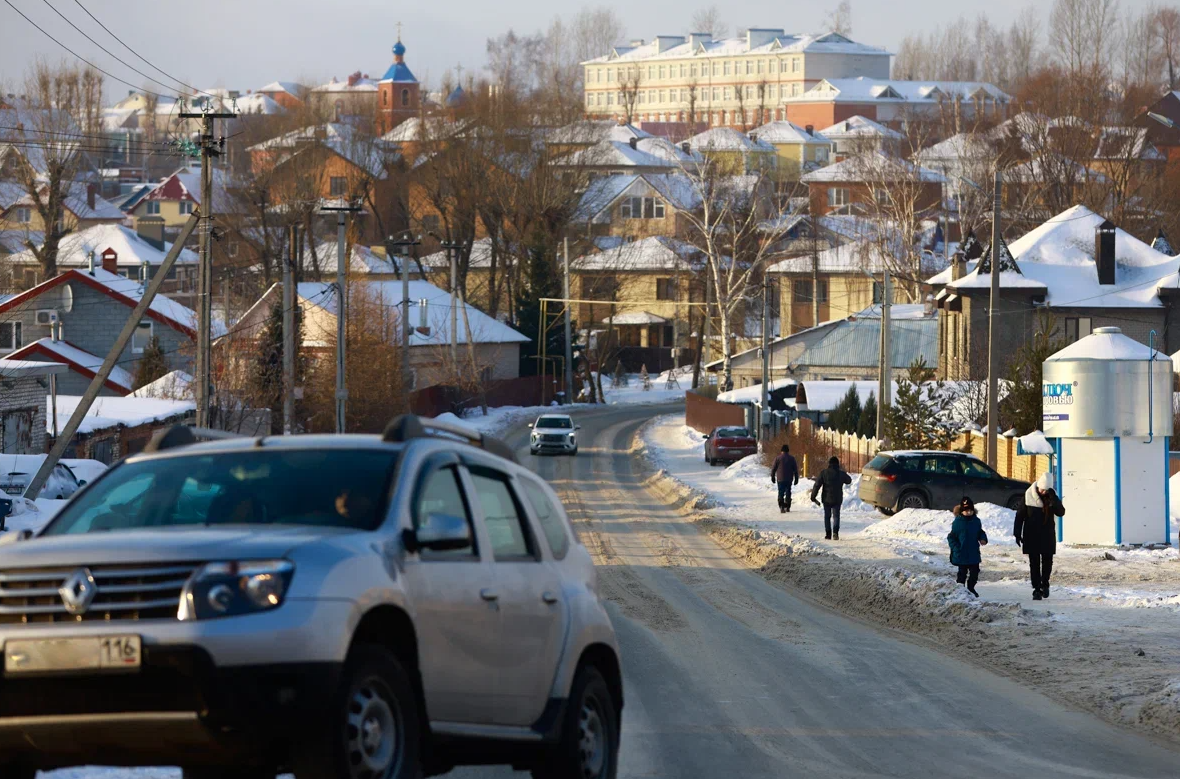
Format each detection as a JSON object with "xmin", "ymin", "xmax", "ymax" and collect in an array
[{"xmin": 59, "ymin": 568, "xmax": 97, "ymax": 615}]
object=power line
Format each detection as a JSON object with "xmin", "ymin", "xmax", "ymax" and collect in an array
[{"xmin": 68, "ymin": 0, "xmax": 217, "ymax": 99}]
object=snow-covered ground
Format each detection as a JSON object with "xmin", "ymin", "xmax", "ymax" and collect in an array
[{"xmin": 640, "ymin": 412, "xmax": 1180, "ymax": 741}]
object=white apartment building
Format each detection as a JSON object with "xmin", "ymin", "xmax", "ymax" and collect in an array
[{"xmin": 581, "ymin": 30, "xmax": 889, "ymax": 129}]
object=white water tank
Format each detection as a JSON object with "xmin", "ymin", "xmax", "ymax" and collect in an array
[{"xmin": 1042, "ymin": 327, "xmax": 1173, "ymax": 546}]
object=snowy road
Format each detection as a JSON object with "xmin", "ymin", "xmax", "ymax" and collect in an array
[{"xmin": 457, "ymin": 402, "xmax": 1180, "ymax": 778}]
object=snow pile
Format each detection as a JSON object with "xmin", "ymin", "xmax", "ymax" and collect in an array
[
  {"xmin": 861, "ymin": 503, "xmax": 1016, "ymax": 547},
  {"xmin": 1064, "ymin": 586, "xmax": 1180, "ymax": 610},
  {"xmin": 61, "ymin": 458, "xmax": 108, "ymax": 484}
]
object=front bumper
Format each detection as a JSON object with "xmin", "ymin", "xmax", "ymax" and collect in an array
[
  {"xmin": 531, "ymin": 437, "xmax": 577, "ymax": 453},
  {"xmin": 0, "ymin": 646, "xmax": 340, "ymax": 768}
]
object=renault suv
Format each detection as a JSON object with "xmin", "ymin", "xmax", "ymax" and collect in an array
[
  {"xmin": 0, "ymin": 417, "xmax": 622, "ymax": 779},
  {"xmin": 859, "ymin": 450, "xmax": 1028, "ymax": 514}
]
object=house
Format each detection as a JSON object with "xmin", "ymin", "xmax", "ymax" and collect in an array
[
  {"xmin": 236, "ymin": 279, "xmax": 529, "ymax": 390},
  {"xmin": 685, "ymin": 127, "xmax": 776, "ymax": 174},
  {"xmin": 783, "ymin": 78, "xmax": 1011, "ymax": 129},
  {"xmin": 48, "ymin": 394, "xmax": 194, "ymax": 464},
  {"xmin": 935, "ymin": 205, "xmax": 1180, "ymax": 380},
  {"xmin": 557, "ymin": 137, "xmax": 694, "ymax": 177},
  {"xmin": 1137, "ymin": 91, "xmax": 1180, "ymax": 162},
  {"xmin": 127, "ymin": 164, "xmax": 236, "ymax": 234},
  {"xmin": 8, "ymin": 336, "xmax": 134, "ymax": 396},
  {"xmin": 818, "ymin": 115, "xmax": 903, "ymax": 161},
  {"xmin": 748, "ymin": 120, "xmax": 832, "ymax": 179},
  {"xmin": 296, "ymin": 241, "xmax": 420, "ymax": 282},
  {"xmin": 257, "ymin": 81, "xmax": 308, "ymax": 111},
  {"xmin": 572, "ymin": 173, "xmax": 702, "ymax": 240},
  {"xmin": 2, "ymin": 223, "xmax": 199, "ymax": 295},
  {"xmin": 0, "ymin": 359, "xmax": 67, "ymax": 453},
  {"xmin": 0, "ymin": 180, "xmax": 124, "ymax": 235},
  {"xmin": 309, "ymin": 73, "xmax": 379, "ymax": 124},
  {"xmin": 0, "ymin": 264, "xmax": 211, "ymax": 385},
  {"xmin": 802, "ymin": 151, "xmax": 945, "ymax": 217},
  {"xmin": 417, "ymin": 238, "xmax": 513, "ymax": 316},
  {"xmin": 546, "ymin": 121, "xmax": 653, "ymax": 157}
]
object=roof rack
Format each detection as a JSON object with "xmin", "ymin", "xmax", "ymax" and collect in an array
[
  {"xmin": 143, "ymin": 425, "xmax": 244, "ymax": 453},
  {"xmin": 382, "ymin": 414, "xmax": 518, "ymax": 463}
]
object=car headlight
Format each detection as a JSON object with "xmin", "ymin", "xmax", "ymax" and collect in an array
[{"xmin": 178, "ymin": 560, "xmax": 295, "ymax": 621}]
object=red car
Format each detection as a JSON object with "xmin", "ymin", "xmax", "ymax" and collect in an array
[{"xmin": 703, "ymin": 426, "xmax": 758, "ymax": 466}]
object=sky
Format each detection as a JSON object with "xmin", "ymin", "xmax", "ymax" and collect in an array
[{"xmin": 0, "ymin": 0, "xmax": 1063, "ymax": 102}]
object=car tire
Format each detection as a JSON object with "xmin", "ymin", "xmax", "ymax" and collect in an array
[
  {"xmin": 1007, "ymin": 494, "xmax": 1023, "ymax": 510},
  {"xmin": 532, "ymin": 665, "xmax": 619, "ymax": 779},
  {"xmin": 897, "ymin": 490, "xmax": 928, "ymax": 510},
  {"xmin": 570, "ymin": 447, "xmax": 578, "ymax": 456},
  {"xmin": 877, "ymin": 507, "xmax": 896, "ymax": 517},
  {"xmin": 292, "ymin": 644, "xmax": 421, "ymax": 779},
  {"xmin": 182, "ymin": 769, "xmax": 274, "ymax": 779}
]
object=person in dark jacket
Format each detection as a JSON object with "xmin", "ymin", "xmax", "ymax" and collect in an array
[
  {"xmin": 770, "ymin": 444, "xmax": 800, "ymax": 513},
  {"xmin": 1013, "ymin": 472, "xmax": 1066, "ymax": 600},
  {"xmin": 947, "ymin": 496, "xmax": 988, "ymax": 597},
  {"xmin": 810, "ymin": 456, "xmax": 852, "ymax": 540}
]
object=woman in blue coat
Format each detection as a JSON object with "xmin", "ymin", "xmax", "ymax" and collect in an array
[{"xmin": 948, "ymin": 496, "xmax": 988, "ymax": 597}]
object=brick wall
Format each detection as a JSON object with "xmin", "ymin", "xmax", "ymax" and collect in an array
[{"xmin": 0, "ymin": 374, "xmax": 47, "ymax": 453}]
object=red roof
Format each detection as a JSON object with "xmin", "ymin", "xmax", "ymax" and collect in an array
[{"xmin": 6, "ymin": 339, "xmax": 132, "ymax": 394}]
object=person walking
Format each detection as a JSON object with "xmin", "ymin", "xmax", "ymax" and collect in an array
[
  {"xmin": 770, "ymin": 444, "xmax": 800, "ymax": 513},
  {"xmin": 1014, "ymin": 472, "xmax": 1066, "ymax": 601},
  {"xmin": 947, "ymin": 496, "xmax": 988, "ymax": 597},
  {"xmin": 810, "ymin": 456, "xmax": 852, "ymax": 540}
]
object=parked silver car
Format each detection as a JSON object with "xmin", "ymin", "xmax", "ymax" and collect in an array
[
  {"xmin": 0, "ymin": 417, "xmax": 622, "ymax": 779},
  {"xmin": 529, "ymin": 414, "xmax": 580, "ymax": 456}
]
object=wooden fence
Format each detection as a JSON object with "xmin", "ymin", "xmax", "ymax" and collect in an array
[
  {"xmin": 685, "ymin": 390, "xmax": 746, "ymax": 434},
  {"xmin": 802, "ymin": 419, "xmax": 1053, "ymax": 481}
]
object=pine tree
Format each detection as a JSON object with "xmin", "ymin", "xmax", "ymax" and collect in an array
[
  {"xmin": 827, "ymin": 385, "xmax": 862, "ymax": 434},
  {"xmin": 514, "ymin": 243, "xmax": 565, "ymax": 377},
  {"xmin": 885, "ymin": 358, "xmax": 958, "ymax": 449},
  {"xmin": 859, "ymin": 392, "xmax": 878, "ymax": 438},
  {"xmin": 132, "ymin": 336, "xmax": 169, "ymax": 390},
  {"xmin": 251, "ymin": 301, "xmax": 303, "ymax": 433}
]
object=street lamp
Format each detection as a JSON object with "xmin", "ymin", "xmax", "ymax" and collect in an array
[{"xmin": 429, "ymin": 232, "xmax": 462, "ymax": 372}]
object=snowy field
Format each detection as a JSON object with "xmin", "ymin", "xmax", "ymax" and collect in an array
[{"xmin": 640, "ymin": 413, "xmax": 1180, "ymax": 740}]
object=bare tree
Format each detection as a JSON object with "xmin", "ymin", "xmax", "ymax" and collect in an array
[
  {"xmin": 1049, "ymin": 0, "xmax": 1120, "ymax": 77},
  {"xmin": 1119, "ymin": 4, "xmax": 1164, "ymax": 90},
  {"xmin": 1155, "ymin": 6, "xmax": 1180, "ymax": 89},
  {"xmin": 618, "ymin": 66, "xmax": 644, "ymax": 125},
  {"xmin": 823, "ymin": 1, "xmax": 853, "ymax": 35},
  {"xmin": 689, "ymin": 6, "xmax": 729, "ymax": 38}
]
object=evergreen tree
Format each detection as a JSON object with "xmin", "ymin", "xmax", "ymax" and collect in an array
[
  {"xmin": 132, "ymin": 336, "xmax": 169, "ymax": 390},
  {"xmin": 1003, "ymin": 316, "xmax": 1061, "ymax": 435},
  {"xmin": 885, "ymin": 357, "xmax": 958, "ymax": 449},
  {"xmin": 251, "ymin": 301, "xmax": 303, "ymax": 433},
  {"xmin": 827, "ymin": 385, "xmax": 862, "ymax": 434},
  {"xmin": 514, "ymin": 243, "xmax": 565, "ymax": 377},
  {"xmin": 859, "ymin": 392, "xmax": 878, "ymax": 438}
]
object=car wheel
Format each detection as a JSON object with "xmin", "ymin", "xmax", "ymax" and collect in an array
[
  {"xmin": 183, "ymin": 769, "xmax": 274, "ymax": 779},
  {"xmin": 293, "ymin": 644, "xmax": 421, "ymax": 779},
  {"xmin": 898, "ymin": 490, "xmax": 928, "ymax": 510},
  {"xmin": 877, "ymin": 507, "xmax": 896, "ymax": 517},
  {"xmin": 1007, "ymin": 494, "xmax": 1023, "ymax": 510},
  {"xmin": 570, "ymin": 447, "xmax": 578, "ymax": 456},
  {"xmin": 532, "ymin": 665, "xmax": 619, "ymax": 779}
]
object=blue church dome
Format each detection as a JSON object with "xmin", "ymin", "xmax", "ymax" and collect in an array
[{"xmin": 393, "ymin": 40, "xmax": 406, "ymax": 57}]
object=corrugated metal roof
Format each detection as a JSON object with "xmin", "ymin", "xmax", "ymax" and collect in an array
[{"xmin": 795, "ymin": 316, "xmax": 937, "ymax": 369}]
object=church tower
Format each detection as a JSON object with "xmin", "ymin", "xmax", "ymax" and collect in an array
[{"xmin": 378, "ymin": 30, "xmax": 419, "ymax": 134}]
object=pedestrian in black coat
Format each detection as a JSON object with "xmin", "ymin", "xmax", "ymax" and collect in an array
[
  {"xmin": 1013, "ymin": 472, "xmax": 1066, "ymax": 600},
  {"xmin": 810, "ymin": 456, "xmax": 852, "ymax": 541}
]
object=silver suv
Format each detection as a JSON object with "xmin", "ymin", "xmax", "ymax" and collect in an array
[
  {"xmin": 0, "ymin": 417, "xmax": 622, "ymax": 779},
  {"xmin": 529, "ymin": 414, "xmax": 580, "ymax": 456}
]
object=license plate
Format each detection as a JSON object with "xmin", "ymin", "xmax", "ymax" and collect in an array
[{"xmin": 5, "ymin": 635, "xmax": 141, "ymax": 674}]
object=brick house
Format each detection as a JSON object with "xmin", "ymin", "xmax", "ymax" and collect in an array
[
  {"xmin": 935, "ymin": 205, "xmax": 1180, "ymax": 380},
  {"xmin": 0, "ymin": 359, "xmax": 66, "ymax": 453},
  {"xmin": 49, "ymin": 395, "xmax": 194, "ymax": 464},
  {"xmin": 782, "ymin": 78, "xmax": 1011, "ymax": 129},
  {"xmin": 802, "ymin": 151, "xmax": 945, "ymax": 217}
]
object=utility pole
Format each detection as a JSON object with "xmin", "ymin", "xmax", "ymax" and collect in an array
[
  {"xmin": 321, "ymin": 204, "xmax": 362, "ymax": 433},
  {"xmin": 563, "ymin": 237, "xmax": 573, "ymax": 403},
  {"xmin": 178, "ymin": 107, "xmax": 234, "ymax": 429},
  {"xmin": 701, "ymin": 272, "xmax": 713, "ymax": 384},
  {"xmin": 283, "ymin": 225, "xmax": 297, "ymax": 435},
  {"xmin": 876, "ymin": 270, "xmax": 892, "ymax": 441},
  {"xmin": 761, "ymin": 273, "xmax": 771, "ymax": 442},
  {"xmin": 390, "ymin": 233, "xmax": 421, "ymax": 404},
  {"xmin": 986, "ymin": 169, "xmax": 1002, "ymax": 468}
]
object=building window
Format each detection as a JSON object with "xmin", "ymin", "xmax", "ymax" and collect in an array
[
  {"xmin": 1064, "ymin": 317, "xmax": 1092, "ymax": 344},
  {"xmin": 757, "ymin": 59, "xmax": 764, "ymax": 74},
  {"xmin": 655, "ymin": 277, "xmax": 678, "ymax": 300},
  {"xmin": 792, "ymin": 58, "xmax": 800, "ymax": 73},
  {"xmin": 659, "ymin": 66, "xmax": 666, "ymax": 79},
  {"xmin": 179, "ymin": 201, "xmax": 193, "ymax": 215},
  {"xmin": 22, "ymin": 269, "xmax": 36, "ymax": 289},
  {"xmin": 0, "ymin": 409, "xmax": 33, "ymax": 454},
  {"xmin": 0, "ymin": 321, "xmax": 21, "ymax": 351},
  {"xmin": 745, "ymin": 60, "xmax": 754, "ymax": 75},
  {"xmin": 679, "ymin": 64, "xmax": 687, "ymax": 77},
  {"xmin": 723, "ymin": 87, "xmax": 731, "ymax": 100},
  {"xmin": 875, "ymin": 188, "xmax": 890, "ymax": 205},
  {"xmin": 827, "ymin": 187, "xmax": 850, "ymax": 207},
  {"xmin": 659, "ymin": 90, "xmax": 666, "ymax": 103},
  {"xmin": 131, "ymin": 321, "xmax": 152, "ymax": 354},
  {"xmin": 690, "ymin": 63, "xmax": 698, "ymax": 77},
  {"xmin": 723, "ymin": 61, "xmax": 731, "ymax": 76},
  {"xmin": 792, "ymin": 279, "xmax": 813, "ymax": 303},
  {"xmin": 14, "ymin": 206, "xmax": 31, "ymax": 224},
  {"xmin": 816, "ymin": 146, "xmax": 829, "ymax": 163},
  {"xmin": 816, "ymin": 279, "xmax": 829, "ymax": 303},
  {"xmin": 329, "ymin": 177, "xmax": 347, "ymax": 197},
  {"xmin": 401, "ymin": 89, "xmax": 410, "ymax": 107},
  {"xmin": 607, "ymin": 68, "xmax": 614, "ymax": 82},
  {"xmin": 712, "ymin": 62, "xmax": 720, "ymax": 76},
  {"xmin": 620, "ymin": 197, "xmax": 665, "ymax": 219},
  {"xmin": 792, "ymin": 83, "xmax": 801, "ymax": 96},
  {"xmin": 146, "ymin": 201, "xmax": 160, "ymax": 215}
]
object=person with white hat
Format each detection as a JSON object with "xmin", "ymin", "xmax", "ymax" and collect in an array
[{"xmin": 1013, "ymin": 472, "xmax": 1066, "ymax": 600}]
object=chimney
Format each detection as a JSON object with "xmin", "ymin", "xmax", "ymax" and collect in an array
[
  {"xmin": 923, "ymin": 293, "xmax": 935, "ymax": 317},
  {"xmin": 749, "ymin": 132, "xmax": 758, "ymax": 143},
  {"xmin": 950, "ymin": 251, "xmax": 966, "ymax": 281},
  {"xmin": 88, "ymin": 249, "xmax": 95, "ymax": 275},
  {"xmin": 86, "ymin": 183, "xmax": 97, "ymax": 211},
  {"xmin": 628, "ymin": 137, "xmax": 638, "ymax": 150},
  {"xmin": 1096, "ymin": 219, "xmax": 1116, "ymax": 285},
  {"xmin": 844, "ymin": 121, "xmax": 851, "ymax": 132},
  {"xmin": 688, "ymin": 32, "xmax": 713, "ymax": 48},
  {"xmin": 101, "ymin": 248, "xmax": 118, "ymax": 274},
  {"xmin": 805, "ymin": 124, "xmax": 814, "ymax": 134},
  {"xmin": 347, "ymin": 71, "xmax": 361, "ymax": 87},
  {"xmin": 140, "ymin": 259, "xmax": 150, "ymax": 283},
  {"xmin": 681, "ymin": 141, "xmax": 691, "ymax": 153},
  {"xmin": 136, "ymin": 216, "xmax": 166, "ymax": 250}
]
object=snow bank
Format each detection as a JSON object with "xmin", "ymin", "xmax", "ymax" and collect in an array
[
  {"xmin": 4, "ymin": 497, "xmax": 67, "ymax": 534},
  {"xmin": 861, "ymin": 503, "xmax": 1016, "ymax": 547}
]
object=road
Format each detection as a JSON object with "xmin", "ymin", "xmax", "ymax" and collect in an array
[{"xmin": 462, "ymin": 402, "xmax": 1180, "ymax": 778}]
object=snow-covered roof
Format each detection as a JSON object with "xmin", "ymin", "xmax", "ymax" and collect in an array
[
  {"xmin": 51, "ymin": 395, "xmax": 194, "ymax": 435},
  {"xmin": 8, "ymin": 338, "xmax": 133, "ymax": 392},
  {"xmin": 600, "ymin": 311, "xmax": 666, "ymax": 325},
  {"xmin": 946, "ymin": 205, "xmax": 1180, "ymax": 308},
  {"xmin": 749, "ymin": 120, "xmax": 831, "ymax": 145},
  {"xmin": 926, "ymin": 259, "xmax": 980, "ymax": 286},
  {"xmin": 230, "ymin": 92, "xmax": 284, "ymax": 116},
  {"xmin": 790, "ymin": 77, "xmax": 1010, "ymax": 106},
  {"xmin": 574, "ymin": 236, "xmax": 704, "ymax": 271},
  {"xmin": 580, "ymin": 30, "xmax": 887, "ymax": 65},
  {"xmin": 130, "ymin": 369, "xmax": 193, "ymax": 399},
  {"xmin": 258, "ymin": 81, "xmax": 305, "ymax": 96},
  {"xmin": 796, "ymin": 380, "xmax": 892, "ymax": 412},
  {"xmin": 717, "ymin": 378, "xmax": 797, "ymax": 404},
  {"xmin": 801, "ymin": 150, "xmax": 945, "ymax": 183},
  {"xmin": 4, "ymin": 224, "xmax": 197, "ymax": 269},
  {"xmin": 2, "ymin": 181, "xmax": 123, "ymax": 222},
  {"xmin": 1093, "ymin": 126, "xmax": 1163, "ymax": 161},
  {"xmin": 250, "ymin": 124, "xmax": 394, "ymax": 180},
  {"xmin": 574, "ymin": 173, "xmax": 703, "ymax": 222},
  {"xmin": 297, "ymin": 242, "xmax": 403, "ymax": 274},
  {"xmin": 418, "ymin": 238, "xmax": 517, "ymax": 270},
  {"xmin": 819, "ymin": 115, "xmax": 904, "ymax": 140},
  {"xmin": 548, "ymin": 120, "xmax": 652, "ymax": 146},
  {"xmin": 296, "ymin": 279, "xmax": 528, "ymax": 345},
  {"xmin": 687, "ymin": 127, "xmax": 775, "ymax": 153},
  {"xmin": 1048, "ymin": 327, "xmax": 1171, "ymax": 362},
  {"xmin": 1002, "ymin": 153, "xmax": 1107, "ymax": 184},
  {"xmin": 144, "ymin": 165, "xmax": 236, "ymax": 212},
  {"xmin": 311, "ymin": 76, "xmax": 378, "ymax": 92},
  {"xmin": 380, "ymin": 116, "xmax": 467, "ymax": 144},
  {"xmin": 913, "ymin": 132, "xmax": 995, "ymax": 164},
  {"xmin": 565, "ymin": 138, "xmax": 688, "ymax": 169},
  {"xmin": 0, "ymin": 358, "xmax": 65, "ymax": 379}
]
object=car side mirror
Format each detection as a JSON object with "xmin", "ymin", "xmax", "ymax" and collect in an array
[
  {"xmin": 575, "ymin": 425, "xmax": 581, "ymax": 430},
  {"xmin": 404, "ymin": 513, "xmax": 471, "ymax": 553},
  {"xmin": 77, "ymin": 480, "xmax": 87, "ymax": 487}
]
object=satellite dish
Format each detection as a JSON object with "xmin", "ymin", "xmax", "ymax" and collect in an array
[{"xmin": 60, "ymin": 283, "xmax": 73, "ymax": 313}]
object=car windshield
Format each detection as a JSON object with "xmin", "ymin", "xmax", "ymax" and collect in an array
[
  {"xmin": 716, "ymin": 427, "xmax": 750, "ymax": 438},
  {"xmin": 41, "ymin": 449, "xmax": 399, "ymax": 536},
  {"xmin": 536, "ymin": 417, "xmax": 573, "ymax": 429}
]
